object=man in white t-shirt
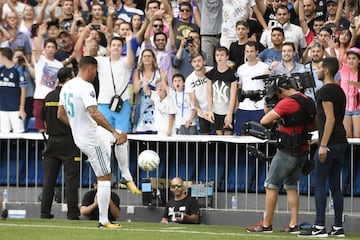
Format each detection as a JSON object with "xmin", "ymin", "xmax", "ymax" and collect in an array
[
  {"xmin": 58, "ymin": 56, "xmax": 124, "ymax": 229},
  {"xmin": 234, "ymin": 41, "xmax": 269, "ymax": 135},
  {"xmin": 95, "ymin": 34, "xmax": 141, "ymax": 195},
  {"xmin": 33, "ymin": 23, "xmax": 63, "ymax": 131},
  {"xmin": 185, "ymin": 52, "xmax": 213, "ymax": 135}
]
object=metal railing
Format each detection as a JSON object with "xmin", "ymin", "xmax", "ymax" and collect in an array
[{"xmin": 0, "ymin": 133, "xmax": 359, "ymax": 215}]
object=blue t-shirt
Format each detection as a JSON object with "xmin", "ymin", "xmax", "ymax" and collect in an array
[{"xmin": 0, "ymin": 65, "xmax": 26, "ymax": 111}]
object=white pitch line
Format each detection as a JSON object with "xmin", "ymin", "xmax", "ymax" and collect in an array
[{"xmin": 0, "ymin": 223, "xmax": 298, "ymax": 239}]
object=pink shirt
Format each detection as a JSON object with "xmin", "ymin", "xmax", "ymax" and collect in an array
[{"xmin": 340, "ymin": 64, "xmax": 360, "ymax": 111}]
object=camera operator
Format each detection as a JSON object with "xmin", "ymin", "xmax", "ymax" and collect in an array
[
  {"xmin": 173, "ymin": 31, "xmax": 207, "ymax": 78},
  {"xmin": 247, "ymin": 76, "xmax": 316, "ymax": 233}
]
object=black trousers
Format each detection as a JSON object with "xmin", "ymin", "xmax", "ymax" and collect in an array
[{"xmin": 40, "ymin": 135, "xmax": 80, "ymax": 219}]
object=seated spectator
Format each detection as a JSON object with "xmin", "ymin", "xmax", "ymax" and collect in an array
[
  {"xmin": 80, "ymin": 179, "xmax": 121, "ymax": 222},
  {"xmin": 160, "ymin": 177, "xmax": 200, "ymax": 224}
]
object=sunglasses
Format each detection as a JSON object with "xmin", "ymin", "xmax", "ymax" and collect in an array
[
  {"xmin": 180, "ymin": 9, "xmax": 191, "ymax": 13},
  {"xmin": 153, "ymin": 24, "xmax": 164, "ymax": 28},
  {"xmin": 170, "ymin": 184, "xmax": 183, "ymax": 189}
]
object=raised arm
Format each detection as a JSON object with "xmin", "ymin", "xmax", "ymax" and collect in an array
[{"xmin": 34, "ymin": 23, "xmax": 47, "ymax": 63}]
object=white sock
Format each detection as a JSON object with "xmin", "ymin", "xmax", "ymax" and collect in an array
[
  {"xmin": 114, "ymin": 141, "xmax": 132, "ymax": 181},
  {"xmin": 97, "ymin": 180, "xmax": 111, "ymax": 225},
  {"xmin": 315, "ymin": 225, "xmax": 325, "ymax": 230}
]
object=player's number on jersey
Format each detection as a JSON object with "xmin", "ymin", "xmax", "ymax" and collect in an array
[{"xmin": 63, "ymin": 93, "xmax": 75, "ymax": 118}]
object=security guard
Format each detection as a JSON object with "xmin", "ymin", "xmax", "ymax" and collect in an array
[{"xmin": 40, "ymin": 67, "xmax": 81, "ymax": 220}]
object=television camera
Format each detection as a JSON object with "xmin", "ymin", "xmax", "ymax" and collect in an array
[{"xmin": 237, "ymin": 72, "xmax": 315, "ymax": 108}]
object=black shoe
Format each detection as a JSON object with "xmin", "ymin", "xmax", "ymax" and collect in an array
[
  {"xmin": 1, "ymin": 209, "xmax": 8, "ymax": 220},
  {"xmin": 298, "ymin": 225, "xmax": 328, "ymax": 237},
  {"xmin": 328, "ymin": 226, "xmax": 345, "ymax": 237},
  {"xmin": 41, "ymin": 214, "xmax": 54, "ymax": 219}
]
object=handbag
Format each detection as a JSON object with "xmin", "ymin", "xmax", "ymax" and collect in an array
[{"xmin": 109, "ymin": 58, "xmax": 128, "ymax": 112}]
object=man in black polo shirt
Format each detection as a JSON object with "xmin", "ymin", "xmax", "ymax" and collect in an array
[{"xmin": 40, "ymin": 67, "xmax": 80, "ymax": 220}]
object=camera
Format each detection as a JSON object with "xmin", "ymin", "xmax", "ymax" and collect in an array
[
  {"xmin": 239, "ymin": 72, "xmax": 315, "ymax": 108},
  {"xmin": 185, "ymin": 36, "xmax": 194, "ymax": 46},
  {"xmin": 17, "ymin": 56, "xmax": 25, "ymax": 64},
  {"xmin": 92, "ymin": 24, "xmax": 101, "ymax": 30}
]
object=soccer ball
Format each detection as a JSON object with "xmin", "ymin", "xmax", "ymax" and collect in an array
[{"xmin": 138, "ymin": 150, "xmax": 160, "ymax": 171}]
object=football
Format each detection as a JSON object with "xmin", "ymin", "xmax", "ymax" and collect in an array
[{"xmin": 138, "ymin": 150, "xmax": 160, "ymax": 171}]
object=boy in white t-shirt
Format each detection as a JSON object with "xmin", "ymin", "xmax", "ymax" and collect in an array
[
  {"xmin": 143, "ymin": 78, "xmax": 176, "ymax": 136},
  {"xmin": 170, "ymin": 74, "xmax": 197, "ymax": 135}
]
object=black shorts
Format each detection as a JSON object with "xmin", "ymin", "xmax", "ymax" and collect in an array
[
  {"xmin": 199, "ymin": 117, "xmax": 212, "ymax": 134},
  {"xmin": 213, "ymin": 113, "xmax": 233, "ymax": 132}
]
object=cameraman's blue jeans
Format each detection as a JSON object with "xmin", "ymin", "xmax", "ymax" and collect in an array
[{"xmin": 313, "ymin": 142, "xmax": 347, "ymax": 227}]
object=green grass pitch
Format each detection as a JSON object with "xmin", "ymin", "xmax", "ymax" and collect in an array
[{"xmin": 0, "ymin": 219, "xmax": 359, "ymax": 240}]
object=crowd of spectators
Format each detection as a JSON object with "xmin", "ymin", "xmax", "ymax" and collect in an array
[{"xmin": 0, "ymin": 0, "xmax": 360, "ymax": 137}]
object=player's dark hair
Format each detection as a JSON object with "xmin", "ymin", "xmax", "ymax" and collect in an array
[
  {"xmin": 0, "ymin": 47, "xmax": 13, "ymax": 60},
  {"xmin": 283, "ymin": 42, "xmax": 295, "ymax": 51},
  {"xmin": 245, "ymin": 41, "xmax": 258, "ymax": 51},
  {"xmin": 215, "ymin": 46, "xmax": 229, "ymax": 56},
  {"xmin": 154, "ymin": 32, "xmax": 167, "ymax": 41},
  {"xmin": 79, "ymin": 56, "xmax": 98, "ymax": 70},
  {"xmin": 321, "ymin": 57, "xmax": 339, "ymax": 78},
  {"xmin": 271, "ymin": 27, "xmax": 284, "ymax": 36},
  {"xmin": 58, "ymin": 67, "xmax": 74, "ymax": 84}
]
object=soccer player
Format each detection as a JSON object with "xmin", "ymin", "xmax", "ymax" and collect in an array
[{"xmin": 57, "ymin": 56, "xmax": 124, "ymax": 229}]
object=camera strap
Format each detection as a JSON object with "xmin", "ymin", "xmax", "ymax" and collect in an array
[{"xmin": 109, "ymin": 58, "xmax": 128, "ymax": 98}]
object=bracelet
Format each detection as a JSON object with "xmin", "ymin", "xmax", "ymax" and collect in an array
[
  {"xmin": 320, "ymin": 145, "xmax": 327, "ymax": 148},
  {"xmin": 351, "ymin": 25, "xmax": 356, "ymax": 28}
]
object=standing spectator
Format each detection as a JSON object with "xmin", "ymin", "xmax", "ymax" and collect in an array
[
  {"xmin": 13, "ymin": 47, "xmax": 35, "ymax": 131},
  {"xmin": 229, "ymin": 20, "xmax": 265, "ymax": 71},
  {"xmin": 3, "ymin": 11, "xmax": 32, "ymax": 59},
  {"xmin": 55, "ymin": 30, "xmax": 76, "ymax": 69},
  {"xmin": 206, "ymin": 47, "xmax": 238, "ymax": 135},
  {"xmin": 58, "ymin": 56, "xmax": 123, "ymax": 229},
  {"xmin": 170, "ymin": 74, "xmax": 197, "ymax": 135},
  {"xmin": 185, "ymin": 52, "xmax": 213, "ymax": 135},
  {"xmin": 0, "ymin": 47, "xmax": 26, "ymax": 133},
  {"xmin": 40, "ymin": 67, "xmax": 80, "ymax": 220},
  {"xmin": 18, "ymin": 4, "xmax": 45, "ymax": 38},
  {"xmin": 115, "ymin": 0, "xmax": 144, "ymax": 22},
  {"xmin": 199, "ymin": 0, "xmax": 222, "ymax": 66},
  {"xmin": 172, "ymin": 2, "xmax": 200, "ymax": 49},
  {"xmin": 95, "ymin": 35, "xmax": 141, "ymax": 194},
  {"xmin": 160, "ymin": 177, "xmax": 200, "ymax": 224},
  {"xmin": 144, "ymin": 14, "xmax": 176, "ymax": 87},
  {"xmin": 260, "ymin": 6, "xmax": 307, "ymax": 51},
  {"xmin": 267, "ymin": 42, "xmax": 305, "ymax": 76},
  {"xmin": 234, "ymin": 41, "xmax": 268, "ymax": 136},
  {"xmin": 80, "ymin": 179, "xmax": 121, "ymax": 222},
  {"xmin": 32, "ymin": 23, "xmax": 63, "ymax": 132},
  {"xmin": 1, "ymin": 0, "xmax": 27, "ymax": 19},
  {"xmin": 299, "ymin": 57, "xmax": 347, "ymax": 237},
  {"xmin": 258, "ymin": 27, "xmax": 285, "ymax": 65},
  {"xmin": 247, "ymin": 75, "xmax": 316, "ymax": 233},
  {"xmin": 173, "ymin": 31, "xmax": 206, "ymax": 78},
  {"xmin": 221, "ymin": 0, "xmax": 267, "ymax": 49},
  {"xmin": 325, "ymin": 0, "xmax": 349, "ymax": 36},
  {"xmin": 132, "ymin": 49, "xmax": 161, "ymax": 134},
  {"xmin": 339, "ymin": 47, "xmax": 360, "ymax": 138},
  {"xmin": 143, "ymin": 78, "xmax": 176, "ymax": 136},
  {"xmin": 50, "ymin": 0, "xmax": 75, "ymax": 32}
]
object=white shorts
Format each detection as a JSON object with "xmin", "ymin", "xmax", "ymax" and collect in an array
[
  {"xmin": 80, "ymin": 137, "xmax": 111, "ymax": 177},
  {"xmin": 0, "ymin": 111, "xmax": 24, "ymax": 133}
]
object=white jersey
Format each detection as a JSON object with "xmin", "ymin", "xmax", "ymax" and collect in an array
[
  {"xmin": 95, "ymin": 56, "xmax": 132, "ymax": 104},
  {"xmin": 237, "ymin": 61, "xmax": 269, "ymax": 110},
  {"xmin": 185, "ymin": 71, "xmax": 209, "ymax": 115},
  {"xmin": 59, "ymin": 77, "xmax": 99, "ymax": 148}
]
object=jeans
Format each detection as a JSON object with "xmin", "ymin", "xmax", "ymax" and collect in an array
[{"xmin": 313, "ymin": 142, "xmax": 348, "ymax": 227}]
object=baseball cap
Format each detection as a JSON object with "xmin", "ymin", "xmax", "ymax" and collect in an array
[
  {"xmin": 58, "ymin": 29, "xmax": 70, "ymax": 37},
  {"xmin": 327, "ymin": 0, "xmax": 338, "ymax": 4},
  {"xmin": 346, "ymin": 47, "xmax": 360, "ymax": 58}
]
